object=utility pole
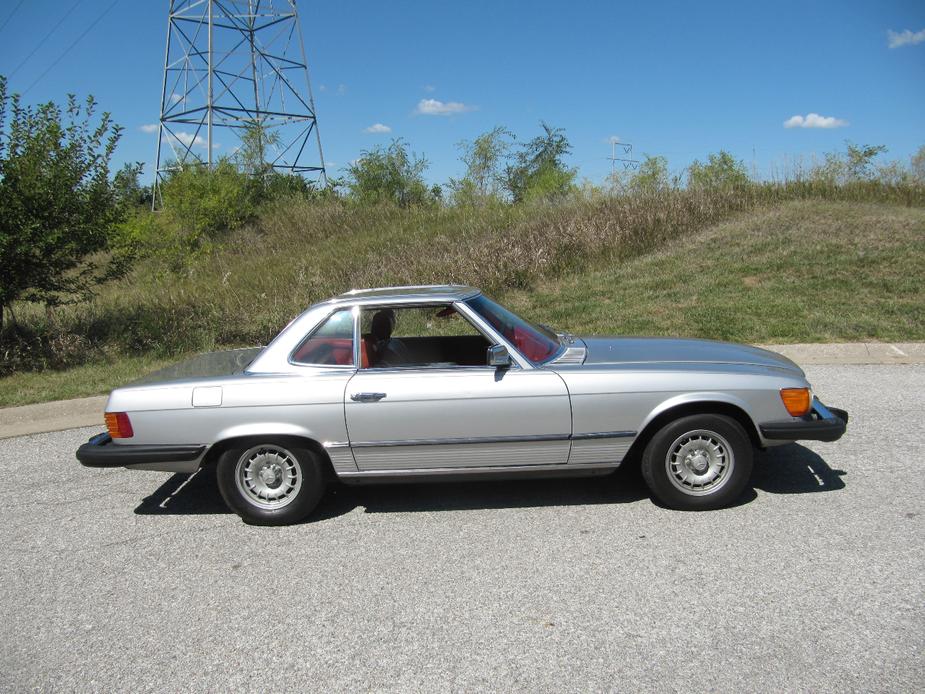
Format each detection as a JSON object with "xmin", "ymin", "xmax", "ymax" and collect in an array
[
  {"xmin": 608, "ymin": 139, "xmax": 639, "ymax": 176},
  {"xmin": 153, "ymin": 0, "xmax": 326, "ymax": 207}
]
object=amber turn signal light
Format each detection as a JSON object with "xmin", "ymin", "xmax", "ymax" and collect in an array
[
  {"xmin": 780, "ymin": 388, "xmax": 812, "ymax": 417},
  {"xmin": 105, "ymin": 412, "xmax": 134, "ymax": 439}
]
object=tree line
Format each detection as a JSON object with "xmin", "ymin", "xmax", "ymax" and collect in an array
[{"xmin": 2, "ymin": 76, "xmax": 925, "ymax": 334}]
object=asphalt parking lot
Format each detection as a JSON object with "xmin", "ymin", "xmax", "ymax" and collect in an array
[{"xmin": 1, "ymin": 364, "xmax": 923, "ymax": 692}]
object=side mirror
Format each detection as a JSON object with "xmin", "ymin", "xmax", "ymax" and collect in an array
[{"xmin": 487, "ymin": 344, "xmax": 512, "ymax": 368}]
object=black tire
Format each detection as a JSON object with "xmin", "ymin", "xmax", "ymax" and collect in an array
[
  {"xmin": 216, "ymin": 441, "xmax": 326, "ymax": 525},
  {"xmin": 640, "ymin": 414, "xmax": 753, "ymax": 511}
]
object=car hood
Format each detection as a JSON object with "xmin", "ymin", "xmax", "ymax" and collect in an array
[{"xmin": 575, "ymin": 336, "xmax": 803, "ymax": 374}]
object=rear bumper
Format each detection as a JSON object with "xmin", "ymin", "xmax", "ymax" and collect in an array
[
  {"xmin": 76, "ymin": 432, "xmax": 205, "ymax": 471},
  {"xmin": 759, "ymin": 399, "xmax": 849, "ymax": 443}
]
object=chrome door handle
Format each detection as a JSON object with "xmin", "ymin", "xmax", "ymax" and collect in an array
[{"xmin": 351, "ymin": 392, "xmax": 387, "ymax": 402}]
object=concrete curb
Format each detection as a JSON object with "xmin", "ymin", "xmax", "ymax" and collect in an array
[
  {"xmin": 758, "ymin": 342, "xmax": 925, "ymax": 365},
  {"xmin": 1, "ymin": 343, "xmax": 923, "ymax": 440},
  {"xmin": 0, "ymin": 395, "xmax": 107, "ymax": 440}
]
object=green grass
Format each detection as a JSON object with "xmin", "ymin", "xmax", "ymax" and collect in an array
[
  {"xmin": 500, "ymin": 200, "xmax": 925, "ymax": 342},
  {"xmin": 0, "ymin": 353, "xmax": 181, "ymax": 408}
]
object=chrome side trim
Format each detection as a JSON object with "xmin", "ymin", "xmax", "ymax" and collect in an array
[
  {"xmin": 338, "ymin": 460, "xmax": 621, "ymax": 479},
  {"xmin": 350, "ymin": 433, "xmax": 571, "ymax": 448},
  {"xmin": 323, "ymin": 441, "xmax": 350, "ymax": 449},
  {"xmin": 571, "ymin": 431, "xmax": 636, "ymax": 440},
  {"xmin": 346, "ymin": 431, "xmax": 637, "ymax": 449}
]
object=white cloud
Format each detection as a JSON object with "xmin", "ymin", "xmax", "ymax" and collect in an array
[
  {"xmin": 414, "ymin": 98, "xmax": 475, "ymax": 116},
  {"xmin": 336, "ymin": 83, "xmax": 348, "ymax": 96},
  {"xmin": 170, "ymin": 92, "xmax": 183, "ymax": 103},
  {"xmin": 139, "ymin": 123, "xmax": 159, "ymax": 133},
  {"xmin": 606, "ymin": 135, "xmax": 621, "ymax": 144},
  {"xmin": 887, "ymin": 28, "xmax": 925, "ymax": 48},
  {"xmin": 172, "ymin": 131, "xmax": 207, "ymax": 148},
  {"xmin": 363, "ymin": 123, "xmax": 391, "ymax": 134},
  {"xmin": 319, "ymin": 84, "xmax": 327, "ymax": 92},
  {"xmin": 162, "ymin": 130, "xmax": 218, "ymax": 150},
  {"xmin": 423, "ymin": 84, "xmax": 436, "ymax": 92},
  {"xmin": 783, "ymin": 113, "xmax": 849, "ymax": 129}
]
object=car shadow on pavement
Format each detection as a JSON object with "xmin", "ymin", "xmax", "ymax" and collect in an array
[
  {"xmin": 313, "ymin": 466, "xmax": 651, "ymax": 520},
  {"xmin": 134, "ymin": 464, "xmax": 230, "ymax": 516},
  {"xmin": 752, "ymin": 443, "xmax": 847, "ymax": 495},
  {"xmin": 134, "ymin": 443, "xmax": 845, "ymax": 520}
]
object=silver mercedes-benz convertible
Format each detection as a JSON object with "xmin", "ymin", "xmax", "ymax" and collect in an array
[{"xmin": 77, "ymin": 285, "xmax": 847, "ymax": 525}]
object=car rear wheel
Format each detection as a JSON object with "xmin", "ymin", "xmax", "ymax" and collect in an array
[
  {"xmin": 641, "ymin": 414, "xmax": 753, "ymax": 511},
  {"xmin": 217, "ymin": 442, "xmax": 326, "ymax": 525}
]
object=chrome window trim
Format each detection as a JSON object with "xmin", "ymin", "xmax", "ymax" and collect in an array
[
  {"xmin": 452, "ymin": 301, "xmax": 534, "ymax": 370},
  {"xmin": 353, "ymin": 300, "xmax": 525, "ymax": 371},
  {"xmin": 287, "ymin": 306, "xmax": 359, "ymax": 369},
  {"xmin": 356, "ymin": 364, "xmax": 521, "ymax": 374}
]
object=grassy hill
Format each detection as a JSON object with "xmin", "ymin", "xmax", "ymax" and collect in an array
[
  {"xmin": 2, "ymin": 195, "xmax": 923, "ymax": 407},
  {"xmin": 503, "ymin": 200, "xmax": 925, "ymax": 343}
]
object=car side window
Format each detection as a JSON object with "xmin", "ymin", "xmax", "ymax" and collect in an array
[
  {"xmin": 291, "ymin": 309, "xmax": 355, "ymax": 366},
  {"xmin": 360, "ymin": 304, "xmax": 491, "ymax": 369}
]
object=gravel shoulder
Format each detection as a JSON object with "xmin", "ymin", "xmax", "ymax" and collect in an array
[{"xmin": 0, "ymin": 365, "xmax": 923, "ymax": 692}]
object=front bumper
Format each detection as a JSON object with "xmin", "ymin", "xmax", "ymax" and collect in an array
[
  {"xmin": 76, "ymin": 432, "xmax": 205, "ymax": 470},
  {"xmin": 759, "ymin": 399, "xmax": 849, "ymax": 443}
]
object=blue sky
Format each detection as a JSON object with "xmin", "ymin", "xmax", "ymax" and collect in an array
[{"xmin": 2, "ymin": 0, "xmax": 924, "ymax": 185}]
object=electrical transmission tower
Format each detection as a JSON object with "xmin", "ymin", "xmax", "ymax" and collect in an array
[
  {"xmin": 153, "ymin": 0, "xmax": 326, "ymax": 205},
  {"xmin": 608, "ymin": 140, "xmax": 639, "ymax": 176}
]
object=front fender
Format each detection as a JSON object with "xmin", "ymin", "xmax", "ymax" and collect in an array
[{"xmin": 638, "ymin": 391, "xmax": 762, "ymax": 441}]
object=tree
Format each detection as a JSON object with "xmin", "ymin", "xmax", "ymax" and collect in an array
[
  {"xmin": 346, "ymin": 139, "xmax": 433, "ymax": 206},
  {"xmin": 688, "ymin": 150, "xmax": 750, "ymax": 189},
  {"xmin": 912, "ymin": 145, "xmax": 925, "ymax": 184},
  {"xmin": 845, "ymin": 141, "xmax": 887, "ymax": 181},
  {"xmin": 235, "ymin": 120, "xmax": 280, "ymax": 178},
  {"xmin": 628, "ymin": 155, "xmax": 672, "ymax": 193},
  {"xmin": 0, "ymin": 76, "xmax": 122, "ymax": 333},
  {"xmin": 809, "ymin": 141, "xmax": 889, "ymax": 185},
  {"xmin": 505, "ymin": 122, "xmax": 577, "ymax": 203},
  {"xmin": 112, "ymin": 161, "xmax": 151, "ymax": 209},
  {"xmin": 448, "ymin": 126, "xmax": 514, "ymax": 204}
]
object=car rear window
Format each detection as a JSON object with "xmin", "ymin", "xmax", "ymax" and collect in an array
[{"xmin": 291, "ymin": 310, "xmax": 355, "ymax": 366}]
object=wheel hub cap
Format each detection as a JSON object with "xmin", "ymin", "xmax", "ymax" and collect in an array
[
  {"xmin": 235, "ymin": 445, "xmax": 303, "ymax": 510},
  {"xmin": 687, "ymin": 452, "xmax": 710, "ymax": 474},
  {"xmin": 258, "ymin": 464, "xmax": 282, "ymax": 487},
  {"xmin": 665, "ymin": 429, "xmax": 736, "ymax": 496}
]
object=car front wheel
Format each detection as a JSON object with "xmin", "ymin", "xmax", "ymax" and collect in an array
[
  {"xmin": 217, "ymin": 442, "xmax": 326, "ymax": 525},
  {"xmin": 640, "ymin": 414, "xmax": 753, "ymax": 511}
]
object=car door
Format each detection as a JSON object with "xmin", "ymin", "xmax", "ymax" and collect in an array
[{"xmin": 343, "ymin": 304, "xmax": 571, "ymax": 471}]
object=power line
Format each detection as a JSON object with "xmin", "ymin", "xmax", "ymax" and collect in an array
[
  {"xmin": 22, "ymin": 0, "xmax": 121, "ymax": 97},
  {"xmin": 0, "ymin": 0, "xmax": 27, "ymax": 34},
  {"xmin": 9, "ymin": 0, "xmax": 84, "ymax": 79}
]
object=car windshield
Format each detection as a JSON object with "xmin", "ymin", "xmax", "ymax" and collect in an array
[{"xmin": 465, "ymin": 294, "xmax": 561, "ymax": 364}]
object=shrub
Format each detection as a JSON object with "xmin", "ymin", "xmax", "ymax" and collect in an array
[
  {"xmin": 505, "ymin": 122, "xmax": 577, "ymax": 203},
  {"xmin": 688, "ymin": 150, "xmax": 750, "ymax": 190},
  {"xmin": 158, "ymin": 158, "xmax": 260, "ymax": 239},
  {"xmin": 346, "ymin": 139, "xmax": 434, "ymax": 206}
]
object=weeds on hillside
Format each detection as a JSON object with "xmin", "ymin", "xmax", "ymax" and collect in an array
[
  {"xmin": 3, "ymin": 177, "xmax": 924, "ymax": 377},
  {"xmin": 3, "ymin": 132, "xmax": 925, "ymax": 377}
]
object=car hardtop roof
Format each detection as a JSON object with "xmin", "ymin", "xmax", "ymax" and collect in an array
[{"xmin": 325, "ymin": 285, "xmax": 481, "ymax": 306}]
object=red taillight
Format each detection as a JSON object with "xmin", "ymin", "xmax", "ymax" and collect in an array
[{"xmin": 105, "ymin": 412, "xmax": 134, "ymax": 439}]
